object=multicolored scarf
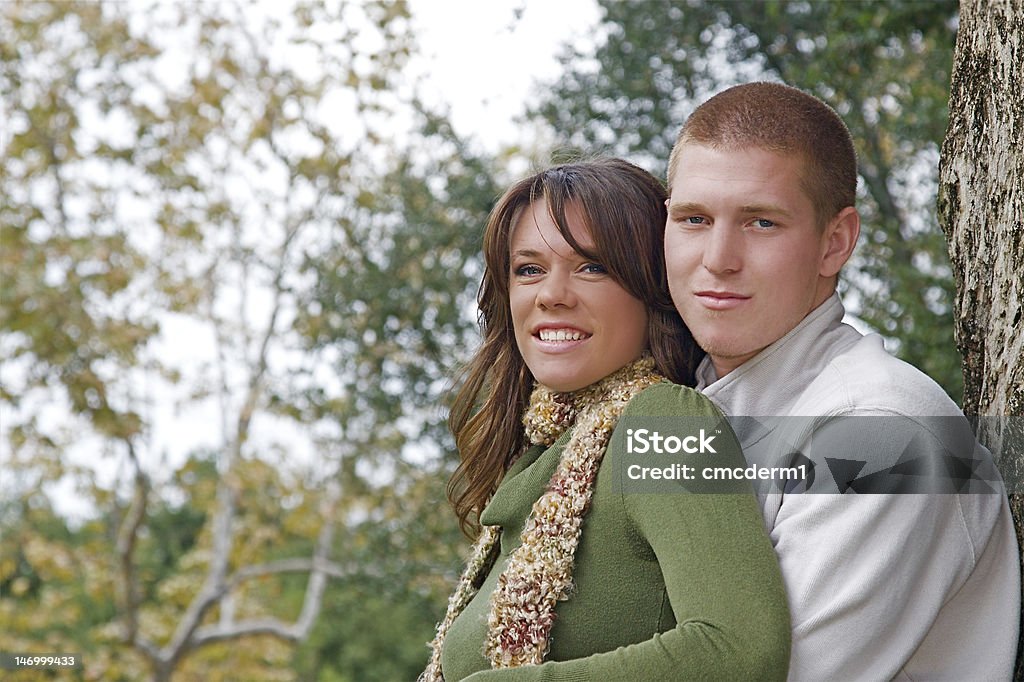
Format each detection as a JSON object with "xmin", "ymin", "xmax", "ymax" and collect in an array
[{"xmin": 420, "ymin": 355, "xmax": 663, "ymax": 680}]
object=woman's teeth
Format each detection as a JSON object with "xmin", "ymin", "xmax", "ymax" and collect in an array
[{"xmin": 538, "ymin": 329, "xmax": 587, "ymax": 341}]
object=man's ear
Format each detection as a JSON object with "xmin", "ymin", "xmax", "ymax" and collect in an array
[{"xmin": 820, "ymin": 206, "xmax": 860, "ymax": 278}]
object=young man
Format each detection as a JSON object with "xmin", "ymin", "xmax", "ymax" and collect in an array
[{"xmin": 664, "ymin": 82, "xmax": 1019, "ymax": 680}]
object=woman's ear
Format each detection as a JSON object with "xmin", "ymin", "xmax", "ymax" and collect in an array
[{"xmin": 820, "ymin": 206, "xmax": 860, "ymax": 278}]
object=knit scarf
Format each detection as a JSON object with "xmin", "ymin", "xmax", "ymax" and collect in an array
[{"xmin": 420, "ymin": 355, "xmax": 663, "ymax": 681}]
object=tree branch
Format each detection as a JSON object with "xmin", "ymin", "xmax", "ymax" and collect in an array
[
  {"xmin": 189, "ymin": 480, "xmax": 347, "ymax": 650},
  {"xmin": 227, "ymin": 556, "xmax": 364, "ymax": 589},
  {"xmin": 191, "ymin": 617, "xmax": 305, "ymax": 645},
  {"xmin": 115, "ymin": 439, "xmax": 150, "ymax": 646},
  {"xmin": 158, "ymin": 131, "xmax": 313, "ymax": 668}
]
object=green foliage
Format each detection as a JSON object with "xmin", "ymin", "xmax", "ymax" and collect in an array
[
  {"xmin": 293, "ymin": 469, "xmax": 465, "ymax": 681},
  {"xmin": 0, "ymin": 1, "xmax": 156, "ymax": 439},
  {"xmin": 296, "ymin": 579, "xmax": 443, "ymax": 682},
  {"xmin": 534, "ymin": 0, "xmax": 963, "ymax": 400},
  {"xmin": 290, "ymin": 106, "xmax": 500, "ymax": 676},
  {"xmin": 0, "ymin": 494, "xmax": 149, "ymax": 679}
]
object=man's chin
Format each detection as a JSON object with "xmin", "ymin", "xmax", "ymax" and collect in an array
[{"xmin": 694, "ymin": 338, "xmax": 762, "ymax": 370}]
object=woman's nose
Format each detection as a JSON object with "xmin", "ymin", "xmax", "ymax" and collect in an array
[{"xmin": 536, "ymin": 271, "xmax": 577, "ymax": 309}]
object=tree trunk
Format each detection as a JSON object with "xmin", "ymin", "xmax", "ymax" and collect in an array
[{"xmin": 938, "ymin": 0, "xmax": 1024, "ymax": 677}]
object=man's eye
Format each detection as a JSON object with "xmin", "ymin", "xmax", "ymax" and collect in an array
[{"xmin": 753, "ymin": 218, "xmax": 776, "ymax": 229}]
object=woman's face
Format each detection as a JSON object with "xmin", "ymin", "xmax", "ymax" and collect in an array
[{"xmin": 509, "ymin": 200, "xmax": 649, "ymax": 393}]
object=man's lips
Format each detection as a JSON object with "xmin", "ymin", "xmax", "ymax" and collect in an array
[{"xmin": 694, "ymin": 291, "xmax": 750, "ymax": 311}]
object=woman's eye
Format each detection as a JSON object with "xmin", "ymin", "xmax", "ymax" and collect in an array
[
  {"xmin": 581, "ymin": 263, "xmax": 607, "ymax": 274},
  {"xmin": 514, "ymin": 264, "xmax": 542, "ymax": 276}
]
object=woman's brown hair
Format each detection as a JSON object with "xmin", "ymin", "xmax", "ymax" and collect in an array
[{"xmin": 447, "ymin": 158, "xmax": 702, "ymax": 534}]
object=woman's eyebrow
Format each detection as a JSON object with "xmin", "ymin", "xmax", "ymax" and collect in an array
[{"xmin": 510, "ymin": 249, "xmax": 542, "ymax": 259}]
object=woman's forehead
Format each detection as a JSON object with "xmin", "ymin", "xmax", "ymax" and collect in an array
[{"xmin": 509, "ymin": 199, "xmax": 595, "ymax": 254}]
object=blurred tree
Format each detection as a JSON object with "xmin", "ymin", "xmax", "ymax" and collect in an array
[
  {"xmin": 293, "ymin": 104, "xmax": 505, "ymax": 679},
  {"xmin": 533, "ymin": 0, "xmax": 964, "ymax": 400},
  {"xmin": 298, "ymin": 104, "xmax": 499, "ymax": 468},
  {"xmin": 0, "ymin": 0, "xmax": 480, "ymax": 679}
]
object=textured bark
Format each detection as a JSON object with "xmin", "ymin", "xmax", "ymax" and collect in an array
[{"xmin": 937, "ymin": 0, "xmax": 1024, "ymax": 676}]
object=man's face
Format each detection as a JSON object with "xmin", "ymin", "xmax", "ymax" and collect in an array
[{"xmin": 665, "ymin": 143, "xmax": 840, "ymax": 378}]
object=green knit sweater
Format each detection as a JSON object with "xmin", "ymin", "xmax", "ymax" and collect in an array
[{"xmin": 439, "ymin": 382, "xmax": 790, "ymax": 681}]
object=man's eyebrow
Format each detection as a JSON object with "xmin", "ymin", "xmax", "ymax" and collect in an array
[
  {"xmin": 666, "ymin": 201, "xmax": 705, "ymax": 216},
  {"xmin": 667, "ymin": 201, "xmax": 795, "ymax": 219},
  {"xmin": 739, "ymin": 203, "xmax": 794, "ymax": 218}
]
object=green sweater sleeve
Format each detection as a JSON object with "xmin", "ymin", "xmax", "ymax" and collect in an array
[{"xmin": 461, "ymin": 383, "xmax": 791, "ymax": 682}]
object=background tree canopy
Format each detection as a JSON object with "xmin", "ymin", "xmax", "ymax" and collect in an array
[
  {"xmin": 0, "ymin": 1, "xmax": 979, "ymax": 680},
  {"xmin": 534, "ymin": 0, "xmax": 963, "ymax": 402}
]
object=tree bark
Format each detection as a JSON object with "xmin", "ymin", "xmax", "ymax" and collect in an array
[{"xmin": 938, "ymin": 0, "xmax": 1024, "ymax": 677}]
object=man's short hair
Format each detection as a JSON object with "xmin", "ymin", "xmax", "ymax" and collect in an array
[{"xmin": 667, "ymin": 82, "xmax": 858, "ymax": 228}]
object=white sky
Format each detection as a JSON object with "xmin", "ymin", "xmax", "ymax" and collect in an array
[{"xmin": 407, "ymin": 0, "xmax": 602, "ymax": 149}]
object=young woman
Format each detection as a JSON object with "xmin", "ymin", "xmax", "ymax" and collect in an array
[{"xmin": 421, "ymin": 159, "xmax": 790, "ymax": 681}]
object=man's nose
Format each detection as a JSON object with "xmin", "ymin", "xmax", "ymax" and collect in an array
[{"xmin": 702, "ymin": 226, "xmax": 742, "ymax": 274}]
